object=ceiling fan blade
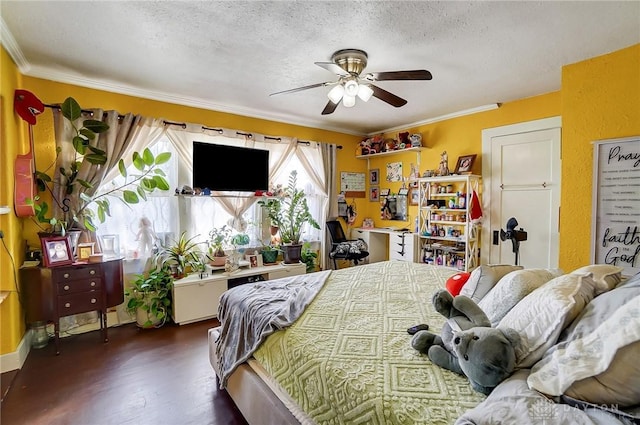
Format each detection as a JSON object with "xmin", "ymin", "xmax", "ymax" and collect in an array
[
  {"xmin": 270, "ymin": 82, "xmax": 331, "ymax": 96},
  {"xmin": 370, "ymin": 85, "xmax": 407, "ymax": 107},
  {"xmin": 315, "ymin": 61, "xmax": 350, "ymax": 77},
  {"xmin": 364, "ymin": 70, "xmax": 432, "ymax": 81},
  {"xmin": 321, "ymin": 100, "xmax": 339, "ymax": 115}
]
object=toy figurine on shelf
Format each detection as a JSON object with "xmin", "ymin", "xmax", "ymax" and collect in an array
[{"xmin": 439, "ymin": 151, "xmax": 450, "ymax": 176}]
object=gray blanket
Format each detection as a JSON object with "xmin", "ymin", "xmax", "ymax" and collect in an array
[{"xmin": 215, "ymin": 270, "xmax": 331, "ymax": 388}]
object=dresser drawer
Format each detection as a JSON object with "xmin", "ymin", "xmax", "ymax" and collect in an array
[
  {"xmin": 58, "ymin": 291, "xmax": 104, "ymax": 316},
  {"xmin": 57, "ymin": 278, "xmax": 102, "ymax": 295},
  {"xmin": 388, "ymin": 232, "xmax": 416, "ymax": 262},
  {"xmin": 54, "ymin": 265, "xmax": 101, "ymax": 282}
]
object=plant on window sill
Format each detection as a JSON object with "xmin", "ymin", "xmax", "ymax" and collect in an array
[{"xmin": 27, "ymin": 97, "xmax": 171, "ymax": 235}]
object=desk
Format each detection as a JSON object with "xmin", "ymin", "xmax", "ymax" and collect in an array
[
  {"xmin": 351, "ymin": 228, "xmax": 418, "ymax": 263},
  {"xmin": 20, "ymin": 258, "xmax": 124, "ymax": 355}
]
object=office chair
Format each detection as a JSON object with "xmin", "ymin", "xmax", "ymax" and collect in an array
[{"xmin": 326, "ymin": 220, "xmax": 369, "ymax": 270}]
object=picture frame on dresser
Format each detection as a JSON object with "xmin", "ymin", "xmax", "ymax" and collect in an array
[
  {"xmin": 40, "ymin": 235, "xmax": 74, "ymax": 267},
  {"xmin": 77, "ymin": 242, "xmax": 95, "ymax": 262}
]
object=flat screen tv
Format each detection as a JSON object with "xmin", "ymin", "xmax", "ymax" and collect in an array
[{"xmin": 192, "ymin": 142, "xmax": 269, "ymax": 192}]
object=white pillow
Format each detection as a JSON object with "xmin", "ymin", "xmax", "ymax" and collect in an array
[
  {"xmin": 479, "ymin": 268, "xmax": 564, "ymax": 326},
  {"xmin": 570, "ymin": 264, "xmax": 624, "ymax": 295},
  {"xmin": 498, "ymin": 272, "xmax": 598, "ymax": 368},
  {"xmin": 528, "ymin": 297, "xmax": 640, "ymax": 407},
  {"xmin": 460, "ymin": 264, "xmax": 523, "ymax": 302}
]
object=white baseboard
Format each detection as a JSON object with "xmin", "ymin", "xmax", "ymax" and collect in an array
[{"xmin": 0, "ymin": 330, "xmax": 31, "ymax": 373}]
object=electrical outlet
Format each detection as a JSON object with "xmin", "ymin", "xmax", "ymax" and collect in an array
[{"xmin": 0, "ymin": 206, "xmax": 10, "ymax": 215}]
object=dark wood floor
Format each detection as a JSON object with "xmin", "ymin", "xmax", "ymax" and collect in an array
[{"xmin": 1, "ymin": 319, "xmax": 248, "ymax": 425}]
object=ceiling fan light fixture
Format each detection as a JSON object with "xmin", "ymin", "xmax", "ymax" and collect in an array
[
  {"xmin": 343, "ymin": 94, "xmax": 356, "ymax": 108},
  {"xmin": 344, "ymin": 79, "xmax": 359, "ymax": 97},
  {"xmin": 357, "ymin": 84, "xmax": 374, "ymax": 102},
  {"xmin": 327, "ymin": 84, "xmax": 345, "ymax": 103}
]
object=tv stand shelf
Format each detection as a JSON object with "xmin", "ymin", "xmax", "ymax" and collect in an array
[{"xmin": 171, "ymin": 262, "xmax": 306, "ymax": 325}]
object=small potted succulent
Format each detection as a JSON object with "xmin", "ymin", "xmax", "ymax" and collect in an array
[
  {"xmin": 259, "ymin": 241, "xmax": 280, "ymax": 265},
  {"xmin": 207, "ymin": 225, "xmax": 232, "ymax": 266}
]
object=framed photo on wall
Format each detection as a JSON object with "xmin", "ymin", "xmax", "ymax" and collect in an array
[
  {"xmin": 369, "ymin": 168, "xmax": 380, "ymax": 185},
  {"xmin": 41, "ymin": 235, "xmax": 73, "ymax": 267},
  {"xmin": 454, "ymin": 154, "xmax": 477, "ymax": 174},
  {"xmin": 369, "ymin": 186, "xmax": 379, "ymax": 202},
  {"xmin": 409, "ymin": 188, "xmax": 419, "ymax": 205}
]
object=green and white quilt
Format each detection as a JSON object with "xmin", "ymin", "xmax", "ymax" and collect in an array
[{"xmin": 253, "ymin": 261, "xmax": 486, "ymax": 425}]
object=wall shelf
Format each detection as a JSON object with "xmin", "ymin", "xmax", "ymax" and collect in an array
[{"xmin": 356, "ymin": 146, "xmax": 425, "ymax": 160}]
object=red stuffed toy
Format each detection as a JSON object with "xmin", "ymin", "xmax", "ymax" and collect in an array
[{"xmin": 446, "ymin": 272, "xmax": 471, "ymax": 296}]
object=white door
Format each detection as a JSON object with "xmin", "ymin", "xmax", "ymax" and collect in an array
[{"xmin": 481, "ymin": 117, "xmax": 561, "ymax": 268}]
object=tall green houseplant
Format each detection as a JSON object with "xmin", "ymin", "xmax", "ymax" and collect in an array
[
  {"xmin": 29, "ymin": 97, "xmax": 171, "ymax": 234},
  {"xmin": 258, "ymin": 170, "xmax": 320, "ymax": 264}
]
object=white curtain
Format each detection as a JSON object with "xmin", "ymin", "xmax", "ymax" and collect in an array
[
  {"xmin": 165, "ymin": 124, "xmax": 297, "ymax": 230},
  {"xmin": 53, "ymin": 111, "xmax": 166, "ymax": 332},
  {"xmin": 320, "ymin": 143, "xmax": 338, "ymax": 270}
]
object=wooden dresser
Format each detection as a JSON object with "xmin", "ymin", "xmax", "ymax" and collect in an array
[{"xmin": 20, "ymin": 258, "xmax": 124, "ymax": 354}]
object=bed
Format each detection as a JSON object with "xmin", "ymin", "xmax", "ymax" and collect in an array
[{"xmin": 209, "ymin": 261, "xmax": 640, "ymax": 425}]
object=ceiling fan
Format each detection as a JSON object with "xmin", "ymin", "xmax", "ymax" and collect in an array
[{"xmin": 270, "ymin": 48, "xmax": 432, "ymax": 115}]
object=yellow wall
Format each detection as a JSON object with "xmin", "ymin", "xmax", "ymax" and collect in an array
[
  {"xmin": 1, "ymin": 43, "xmax": 638, "ymax": 357},
  {"xmin": 353, "ymin": 92, "xmax": 561, "ymax": 229},
  {"xmin": 560, "ymin": 44, "xmax": 640, "ymax": 272},
  {"xmin": 0, "ymin": 46, "xmax": 28, "ymax": 353}
]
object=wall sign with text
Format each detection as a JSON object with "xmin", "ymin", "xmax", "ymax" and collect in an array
[{"xmin": 591, "ymin": 136, "xmax": 640, "ymax": 276}]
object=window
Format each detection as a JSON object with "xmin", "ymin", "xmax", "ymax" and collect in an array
[{"xmin": 97, "ymin": 135, "xmax": 326, "ymax": 259}]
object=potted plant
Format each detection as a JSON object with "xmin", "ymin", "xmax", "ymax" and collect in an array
[
  {"xmin": 207, "ymin": 225, "xmax": 232, "ymax": 266},
  {"xmin": 125, "ymin": 266, "xmax": 174, "ymax": 328},
  {"xmin": 300, "ymin": 242, "xmax": 318, "ymax": 273},
  {"xmin": 258, "ymin": 170, "xmax": 320, "ymax": 264},
  {"xmin": 155, "ymin": 231, "xmax": 203, "ymax": 279},
  {"xmin": 259, "ymin": 241, "xmax": 280, "ymax": 265},
  {"xmin": 28, "ymin": 97, "xmax": 171, "ymax": 237}
]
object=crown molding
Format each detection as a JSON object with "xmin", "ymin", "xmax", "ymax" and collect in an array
[
  {"xmin": 370, "ymin": 103, "xmax": 501, "ymax": 136},
  {"xmin": 0, "ymin": 16, "xmax": 30, "ymax": 73}
]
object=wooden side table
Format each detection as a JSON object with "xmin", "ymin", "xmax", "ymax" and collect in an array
[{"xmin": 20, "ymin": 257, "xmax": 124, "ymax": 354}]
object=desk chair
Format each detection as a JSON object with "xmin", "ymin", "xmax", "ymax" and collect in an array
[{"xmin": 326, "ymin": 220, "xmax": 369, "ymax": 269}]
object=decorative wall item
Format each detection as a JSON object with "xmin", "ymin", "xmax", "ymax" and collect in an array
[
  {"xmin": 409, "ymin": 188, "xmax": 419, "ymax": 205},
  {"xmin": 386, "ymin": 162, "xmax": 402, "ymax": 182},
  {"xmin": 340, "ymin": 172, "xmax": 366, "ymax": 198},
  {"xmin": 369, "ymin": 186, "xmax": 379, "ymax": 202},
  {"xmin": 369, "ymin": 168, "xmax": 380, "ymax": 185},
  {"xmin": 454, "ymin": 154, "xmax": 477, "ymax": 174},
  {"xmin": 591, "ymin": 136, "xmax": 640, "ymax": 277}
]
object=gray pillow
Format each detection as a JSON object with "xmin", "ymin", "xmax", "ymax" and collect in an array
[
  {"xmin": 478, "ymin": 268, "xmax": 564, "ymax": 326},
  {"xmin": 460, "ymin": 264, "xmax": 523, "ymax": 303},
  {"xmin": 455, "ymin": 369, "xmax": 630, "ymax": 425},
  {"xmin": 528, "ymin": 277, "xmax": 640, "ymax": 408}
]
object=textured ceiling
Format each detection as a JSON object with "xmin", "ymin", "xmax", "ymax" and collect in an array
[{"xmin": 1, "ymin": 1, "xmax": 639, "ymax": 135}]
